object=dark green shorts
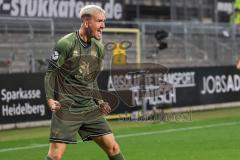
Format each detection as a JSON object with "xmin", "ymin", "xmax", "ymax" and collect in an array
[{"xmin": 49, "ymin": 112, "xmax": 112, "ymax": 144}]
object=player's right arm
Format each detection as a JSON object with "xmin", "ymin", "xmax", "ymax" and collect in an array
[{"xmin": 44, "ymin": 36, "xmax": 72, "ymax": 112}]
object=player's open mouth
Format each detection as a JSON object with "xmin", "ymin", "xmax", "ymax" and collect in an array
[{"xmin": 97, "ymin": 30, "xmax": 102, "ymax": 37}]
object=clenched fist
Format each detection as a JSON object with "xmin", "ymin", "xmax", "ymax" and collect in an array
[
  {"xmin": 98, "ymin": 101, "xmax": 111, "ymax": 115},
  {"xmin": 47, "ymin": 99, "xmax": 61, "ymax": 112}
]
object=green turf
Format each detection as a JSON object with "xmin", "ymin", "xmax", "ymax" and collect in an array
[{"xmin": 0, "ymin": 107, "xmax": 240, "ymax": 160}]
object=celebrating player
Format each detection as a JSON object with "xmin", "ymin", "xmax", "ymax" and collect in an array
[{"xmin": 44, "ymin": 5, "xmax": 125, "ymax": 160}]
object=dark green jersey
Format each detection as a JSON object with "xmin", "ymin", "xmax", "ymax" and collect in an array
[{"xmin": 44, "ymin": 30, "xmax": 104, "ymax": 112}]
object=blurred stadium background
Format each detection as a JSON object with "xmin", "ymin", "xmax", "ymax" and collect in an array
[{"xmin": 1, "ymin": 0, "xmax": 240, "ymax": 159}]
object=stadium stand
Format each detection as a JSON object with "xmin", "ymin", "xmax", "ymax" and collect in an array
[
  {"xmin": 0, "ymin": 18, "xmax": 239, "ymax": 72},
  {"xmin": 0, "ymin": 0, "xmax": 240, "ymax": 73}
]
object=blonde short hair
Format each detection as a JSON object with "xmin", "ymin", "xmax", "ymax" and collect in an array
[{"xmin": 80, "ymin": 5, "xmax": 105, "ymax": 19}]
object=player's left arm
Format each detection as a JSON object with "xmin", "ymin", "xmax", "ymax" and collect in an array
[{"xmin": 94, "ymin": 41, "xmax": 111, "ymax": 114}]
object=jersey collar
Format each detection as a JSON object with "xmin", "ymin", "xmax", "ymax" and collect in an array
[{"xmin": 76, "ymin": 30, "xmax": 91, "ymax": 48}]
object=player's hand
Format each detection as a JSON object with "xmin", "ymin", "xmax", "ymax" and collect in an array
[
  {"xmin": 98, "ymin": 101, "xmax": 111, "ymax": 115},
  {"xmin": 47, "ymin": 99, "xmax": 61, "ymax": 112},
  {"xmin": 236, "ymin": 58, "xmax": 240, "ymax": 70}
]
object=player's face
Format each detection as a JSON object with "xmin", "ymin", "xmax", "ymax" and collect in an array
[{"xmin": 88, "ymin": 12, "xmax": 106, "ymax": 40}]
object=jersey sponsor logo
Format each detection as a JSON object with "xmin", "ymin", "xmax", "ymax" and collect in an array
[
  {"xmin": 51, "ymin": 51, "xmax": 59, "ymax": 61},
  {"xmin": 78, "ymin": 61, "xmax": 90, "ymax": 76}
]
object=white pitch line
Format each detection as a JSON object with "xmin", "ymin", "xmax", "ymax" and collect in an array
[
  {"xmin": 115, "ymin": 121, "xmax": 240, "ymax": 138},
  {"xmin": 0, "ymin": 121, "xmax": 239, "ymax": 153},
  {"xmin": 0, "ymin": 144, "xmax": 49, "ymax": 153}
]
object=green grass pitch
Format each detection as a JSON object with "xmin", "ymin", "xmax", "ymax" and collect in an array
[{"xmin": 0, "ymin": 107, "xmax": 240, "ymax": 160}]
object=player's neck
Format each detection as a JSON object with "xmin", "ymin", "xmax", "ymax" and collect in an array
[{"xmin": 79, "ymin": 28, "xmax": 91, "ymax": 43}]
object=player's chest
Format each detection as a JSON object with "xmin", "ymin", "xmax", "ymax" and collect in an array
[{"xmin": 71, "ymin": 43, "xmax": 98, "ymax": 58}]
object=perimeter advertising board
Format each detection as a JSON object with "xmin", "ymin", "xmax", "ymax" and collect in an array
[
  {"xmin": 1, "ymin": 66, "xmax": 240, "ymax": 124},
  {"xmin": 0, "ymin": 0, "xmax": 124, "ymax": 20}
]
